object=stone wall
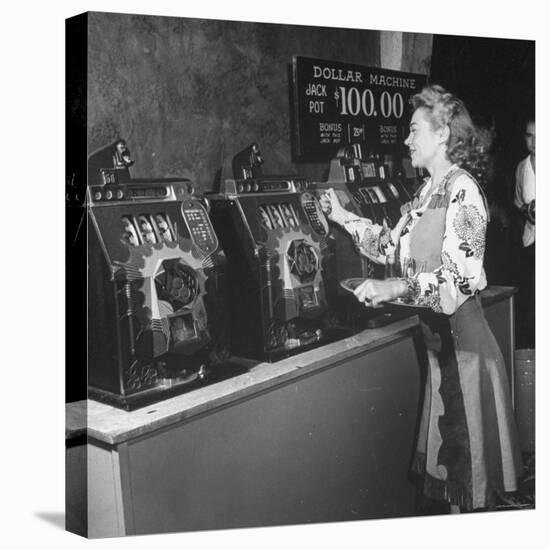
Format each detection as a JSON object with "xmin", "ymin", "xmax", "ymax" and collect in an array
[{"xmin": 87, "ymin": 12, "xmax": 432, "ymax": 191}]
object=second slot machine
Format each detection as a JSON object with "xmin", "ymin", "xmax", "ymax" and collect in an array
[{"xmin": 209, "ymin": 171, "xmax": 344, "ymax": 362}]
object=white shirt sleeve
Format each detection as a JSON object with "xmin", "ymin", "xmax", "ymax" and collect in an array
[
  {"xmin": 338, "ymin": 214, "xmax": 397, "ymax": 264},
  {"xmin": 514, "ymin": 160, "xmax": 526, "ymax": 208},
  {"xmin": 514, "ymin": 156, "xmax": 536, "ymax": 246}
]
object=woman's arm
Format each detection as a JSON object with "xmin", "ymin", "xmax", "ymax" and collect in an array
[
  {"xmin": 320, "ymin": 188, "xmax": 399, "ymax": 263},
  {"xmin": 403, "ymin": 174, "xmax": 488, "ymax": 314}
]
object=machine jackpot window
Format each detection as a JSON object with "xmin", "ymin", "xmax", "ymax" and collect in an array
[
  {"xmin": 87, "ymin": 174, "xmax": 233, "ymax": 410},
  {"xmin": 208, "ymin": 176, "xmax": 342, "ymax": 362}
]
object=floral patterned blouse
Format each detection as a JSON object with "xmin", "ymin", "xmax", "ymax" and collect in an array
[{"xmin": 341, "ymin": 165, "xmax": 488, "ymax": 315}]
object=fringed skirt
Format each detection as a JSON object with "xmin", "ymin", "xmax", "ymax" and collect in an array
[{"xmin": 411, "ymin": 295, "xmax": 522, "ymax": 510}]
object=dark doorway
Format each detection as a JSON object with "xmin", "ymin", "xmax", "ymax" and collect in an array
[
  {"xmin": 431, "ymin": 34, "xmax": 535, "ymax": 344},
  {"xmin": 431, "ymin": 34, "xmax": 534, "ymax": 200}
]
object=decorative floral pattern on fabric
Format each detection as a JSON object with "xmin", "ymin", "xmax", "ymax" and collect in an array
[
  {"xmin": 359, "ymin": 225, "xmax": 382, "ymax": 258},
  {"xmin": 452, "ymin": 189, "xmax": 487, "ymax": 260},
  {"xmin": 441, "ymin": 251, "xmax": 475, "ymax": 296},
  {"xmin": 379, "ymin": 225, "xmax": 394, "ymax": 254}
]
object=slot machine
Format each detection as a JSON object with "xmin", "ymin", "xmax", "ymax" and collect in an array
[
  {"xmin": 309, "ymin": 146, "xmax": 369, "ymax": 296},
  {"xmin": 318, "ymin": 144, "xmax": 414, "ymax": 275},
  {"xmin": 87, "ymin": 141, "xmax": 235, "ymax": 410},
  {"xmin": 208, "ymin": 144, "xmax": 345, "ymax": 362},
  {"xmin": 328, "ymin": 144, "xmax": 414, "ymax": 230},
  {"xmin": 309, "ymin": 144, "xmax": 415, "ymax": 329}
]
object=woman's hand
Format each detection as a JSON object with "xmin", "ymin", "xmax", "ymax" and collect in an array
[
  {"xmin": 319, "ymin": 188, "xmax": 350, "ymax": 225},
  {"xmin": 353, "ymin": 278, "xmax": 408, "ymax": 307}
]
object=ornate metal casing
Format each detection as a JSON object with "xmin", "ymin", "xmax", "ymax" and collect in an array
[
  {"xmin": 208, "ymin": 176, "xmax": 339, "ymax": 362},
  {"xmin": 87, "ymin": 176, "xmax": 230, "ymax": 409}
]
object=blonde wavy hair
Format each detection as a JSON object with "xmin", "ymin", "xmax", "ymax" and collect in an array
[{"xmin": 412, "ymin": 85, "xmax": 492, "ymax": 185}]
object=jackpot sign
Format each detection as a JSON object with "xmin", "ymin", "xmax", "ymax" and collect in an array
[{"xmin": 292, "ymin": 56, "xmax": 427, "ymax": 159}]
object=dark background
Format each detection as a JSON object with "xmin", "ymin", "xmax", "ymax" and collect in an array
[
  {"xmin": 431, "ymin": 34, "xmax": 535, "ymax": 208},
  {"xmin": 431, "ymin": 33, "xmax": 535, "ymax": 329}
]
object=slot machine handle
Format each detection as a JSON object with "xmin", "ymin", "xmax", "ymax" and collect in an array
[
  {"xmin": 200, "ymin": 196, "xmax": 211, "ymax": 214},
  {"xmin": 250, "ymin": 143, "xmax": 264, "ymax": 168},
  {"xmin": 232, "ymin": 142, "xmax": 264, "ymax": 180},
  {"xmin": 113, "ymin": 140, "xmax": 134, "ymax": 169}
]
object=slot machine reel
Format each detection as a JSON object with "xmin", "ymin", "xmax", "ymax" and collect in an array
[
  {"xmin": 121, "ymin": 216, "xmax": 141, "ymax": 246},
  {"xmin": 258, "ymin": 205, "xmax": 274, "ymax": 230},
  {"xmin": 153, "ymin": 213, "xmax": 175, "ymax": 242},
  {"xmin": 138, "ymin": 215, "xmax": 158, "ymax": 244}
]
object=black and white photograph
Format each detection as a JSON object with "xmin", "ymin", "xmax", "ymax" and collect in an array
[{"xmin": 4, "ymin": 1, "xmax": 547, "ymax": 549}]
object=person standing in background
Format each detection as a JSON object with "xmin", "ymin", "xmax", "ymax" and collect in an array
[{"xmin": 513, "ymin": 119, "xmax": 535, "ymax": 349}]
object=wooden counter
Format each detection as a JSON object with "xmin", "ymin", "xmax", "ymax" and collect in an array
[
  {"xmin": 67, "ymin": 315, "xmax": 421, "ymax": 445},
  {"xmin": 66, "ymin": 286, "xmax": 516, "ymax": 538}
]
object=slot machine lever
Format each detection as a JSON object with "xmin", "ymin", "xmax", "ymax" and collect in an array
[
  {"xmin": 87, "ymin": 138, "xmax": 134, "ymax": 186},
  {"xmin": 200, "ymin": 196, "xmax": 212, "ymax": 214},
  {"xmin": 250, "ymin": 143, "xmax": 263, "ymax": 169},
  {"xmin": 232, "ymin": 142, "xmax": 264, "ymax": 180},
  {"xmin": 113, "ymin": 140, "xmax": 135, "ymax": 169}
]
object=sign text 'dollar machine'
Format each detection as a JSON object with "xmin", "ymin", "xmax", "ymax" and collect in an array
[
  {"xmin": 87, "ymin": 140, "xmax": 239, "ymax": 410},
  {"xmin": 208, "ymin": 143, "xmax": 349, "ymax": 362}
]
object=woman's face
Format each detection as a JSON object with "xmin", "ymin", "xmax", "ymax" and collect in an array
[{"xmin": 404, "ymin": 107, "xmax": 444, "ymax": 169}]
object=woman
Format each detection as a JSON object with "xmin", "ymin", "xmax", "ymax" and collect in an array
[{"xmin": 320, "ymin": 85, "xmax": 521, "ymax": 512}]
